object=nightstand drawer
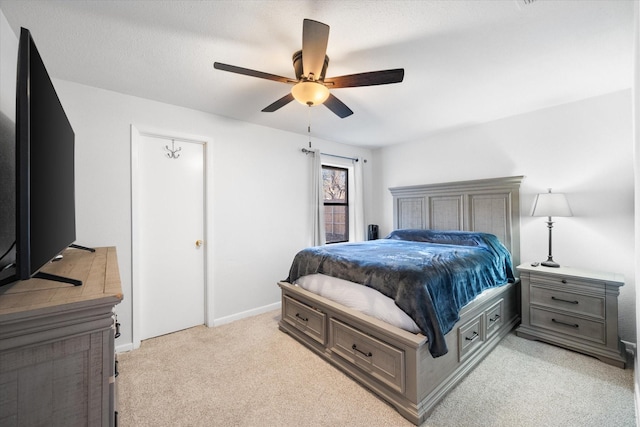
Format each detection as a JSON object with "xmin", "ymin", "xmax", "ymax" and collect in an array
[
  {"xmin": 529, "ymin": 273, "xmax": 608, "ymax": 295},
  {"xmin": 530, "ymin": 285, "xmax": 604, "ymax": 319},
  {"xmin": 283, "ymin": 295, "xmax": 327, "ymax": 345},
  {"xmin": 530, "ymin": 307, "xmax": 605, "ymax": 344},
  {"xmin": 330, "ymin": 319, "xmax": 405, "ymax": 393}
]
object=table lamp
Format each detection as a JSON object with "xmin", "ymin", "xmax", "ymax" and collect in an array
[{"xmin": 531, "ymin": 188, "xmax": 572, "ymax": 267}]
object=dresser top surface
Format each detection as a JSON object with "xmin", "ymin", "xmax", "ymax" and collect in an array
[
  {"xmin": 0, "ymin": 246, "xmax": 123, "ymax": 318},
  {"xmin": 517, "ymin": 263, "xmax": 624, "ymax": 286}
]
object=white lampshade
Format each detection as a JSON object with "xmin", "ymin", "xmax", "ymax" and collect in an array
[
  {"xmin": 291, "ymin": 81, "xmax": 330, "ymax": 106},
  {"xmin": 531, "ymin": 190, "xmax": 573, "ymax": 217}
]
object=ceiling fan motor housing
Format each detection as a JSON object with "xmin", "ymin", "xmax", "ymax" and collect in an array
[{"xmin": 292, "ymin": 50, "xmax": 329, "ymax": 81}]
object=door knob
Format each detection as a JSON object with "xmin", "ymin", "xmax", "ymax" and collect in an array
[{"xmin": 195, "ymin": 240, "xmax": 203, "ymax": 248}]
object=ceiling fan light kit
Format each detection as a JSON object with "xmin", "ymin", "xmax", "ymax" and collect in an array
[
  {"xmin": 291, "ymin": 81, "xmax": 330, "ymax": 106},
  {"xmin": 213, "ymin": 19, "xmax": 404, "ymax": 118}
]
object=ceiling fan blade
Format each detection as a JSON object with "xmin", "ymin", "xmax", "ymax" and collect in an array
[
  {"xmin": 302, "ymin": 19, "xmax": 330, "ymax": 80},
  {"xmin": 324, "ymin": 68, "xmax": 405, "ymax": 89},
  {"xmin": 214, "ymin": 62, "xmax": 295, "ymax": 84},
  {"xmin": 323, "ymin": 93, "xmax": 353, "ymax": 118},
  {"xmin": 262, "ymin": 93, "xmax": 295, "ymax": 112}
]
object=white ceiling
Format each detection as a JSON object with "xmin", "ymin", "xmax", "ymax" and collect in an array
[{"xmin": 0, "ymin": 0, "xmax": 634, "ymax": 148}]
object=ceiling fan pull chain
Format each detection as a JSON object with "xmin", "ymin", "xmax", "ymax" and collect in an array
[{"xmin": 308, "ymin": 105, "xmax": 312, "ymax": 148}]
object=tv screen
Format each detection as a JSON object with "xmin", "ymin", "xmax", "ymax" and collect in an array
[{"xmin": 14, "ymin": 27, "xmax": 76, "ymax": 282}]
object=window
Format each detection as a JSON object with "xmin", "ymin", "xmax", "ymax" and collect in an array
[{"xmin": 322, "ymin": 165, "xmax": 348, "ymax": 243}]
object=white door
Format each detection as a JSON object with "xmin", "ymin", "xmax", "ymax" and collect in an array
[{"xmin": 135, "ymin": 133, "xmax": 206, "ymax": 340}]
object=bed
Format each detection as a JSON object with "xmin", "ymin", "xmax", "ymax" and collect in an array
[{"xmin": 278, "ymin": 176, "xmax": 523, "ymax": 424}]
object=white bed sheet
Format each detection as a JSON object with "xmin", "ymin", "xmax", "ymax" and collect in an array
[{"xmin": 295, "ymin": 273, "xmax": 421, "ymax": 333}]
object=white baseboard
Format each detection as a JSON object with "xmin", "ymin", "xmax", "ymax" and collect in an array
[
  {"xmin": 622, "ymin": 340, "xmax": 637, "ymax": 358},
  {"xmin": 116, "ymin": 302, "xmax": 282, "ymax": 353},
  {"xmin": 116, "ymin": 343, "xmax": 134, "ymax": 354},
  {"xmin": 635, "ymin": 364, "xmax": 640, "ymax": 427},
  {"xmin": 633, "ymin": 339, "xmax": 639, "ymax": 427},
  {"xmin": 210, "ymin": 301, "xmax": 281, "ymax": 327}
]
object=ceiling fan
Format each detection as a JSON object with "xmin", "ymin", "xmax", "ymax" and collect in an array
[{"xmin": 213, "ymin": 19, "xmax": 404, "ymax": 118}]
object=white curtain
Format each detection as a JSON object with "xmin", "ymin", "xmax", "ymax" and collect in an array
[
  {"xmin": 353, "ymin": 158, "xmax": 365, "ymax": 241},
  {"xmin": 311, "ymin": 149, "xmax": 326, "ymax": 246}
]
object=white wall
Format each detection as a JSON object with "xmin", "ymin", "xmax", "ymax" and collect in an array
[
  {"xmin": 0, "ymin": 5, "xmax": 374, "ymax": 349},
  {"xmin": 1, "ymin": 5, "xmax": 635, "ymax": 352},
  {"xmin": 372, "ymin": 90, "xmax": 636, "ymax": 344},
  {"xmin": 0, "ymin": 9, "xmax": 16, "ymax": 122},
  {"xmin": 0, "ymin": 9, "xmax": 17, "ymax": 265},
  {"xmin": 53, "ymin": 80, "xmax": 374, "ymax": 350},
  {"xmin": 632, "ymin": 0, "xmax": 639, "ymax": 414}
]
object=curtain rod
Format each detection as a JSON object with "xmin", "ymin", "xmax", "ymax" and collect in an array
[{"xmin": 301, "ymin": 148, "xmax": 366, "ymax": 163}]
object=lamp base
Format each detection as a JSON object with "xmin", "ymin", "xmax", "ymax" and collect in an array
[{"xmin": 541, "ymin": 259, "xmax": 560, "ymax": 268}]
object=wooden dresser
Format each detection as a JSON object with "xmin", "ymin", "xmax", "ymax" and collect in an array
[
  {"xmin": 516, "ymin": 263, "xmax": 626, "ymax": 368},
  {"xmin": 0, "ymin": 247, "xmax": 123, "ymax": 426}
]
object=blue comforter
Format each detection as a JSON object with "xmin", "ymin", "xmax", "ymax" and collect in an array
[{"xmin": 286, "ymin": 229, "xmax": 515, "ymax": 357}]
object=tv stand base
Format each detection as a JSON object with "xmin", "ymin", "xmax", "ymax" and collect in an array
[
  {"xmin": 38, "ymin": 244, "xmax": 97, "ymax": 286},
  {"xmin": 70, "ymin": 243, "xmax": 96, "ymax": 253},
  {"xmin": 33, "ymin": 271, "xmax": 82, "ymax": 286}
]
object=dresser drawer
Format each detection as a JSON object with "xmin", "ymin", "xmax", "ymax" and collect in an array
[
  {"xmin": 329, "ymin": 319, "xmax": 405, "ymax": 393},
  {"xmin": 283, "ymin": 295, "xmax": 327, "ymax": 345},
  {"xmin": 530, "ymin": 285, "xmax": 604, "ymax": 319},
  {"xmin": 458, "ymin": 314, "xmax": 484, "ymax": 361},
  {"xmin": 485, "ymin": 299, "xmax": 503, "ymax": 339},
  {"xmin": 530, "ymin": 307, "xmax": 605, "ymax": 344}
]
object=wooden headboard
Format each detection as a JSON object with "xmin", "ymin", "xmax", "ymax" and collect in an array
[{"xmin": 389, "ymin": 176, "xmax": 523, "ymax": 266}]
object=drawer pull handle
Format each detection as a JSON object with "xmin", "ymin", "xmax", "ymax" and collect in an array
[
  {"xmin": 352, "ymin": 344, "xmax": 373, "ymax": 357},
  {"xmin": 489, "ymin": 314, "xmax": 501, "ymax": 323},
  {"xmin": 551, "ymin": 296, "xmax": 579, "ymax": 305},
  {"xmin": 295, "ymin": 313, "xmax": 308, "ymax": 322},
  {"xmin": 465, "ymin": 331, "xmax": 479, "ymax": 342},
  {"xmin": 551, "ymin": 318, "xmax": 579, "ymax": 328}
]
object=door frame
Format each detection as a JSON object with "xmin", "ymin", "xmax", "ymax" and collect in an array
[{"xmin": 131, "ymin": 125, "xmax": 213, "ymax": 349}]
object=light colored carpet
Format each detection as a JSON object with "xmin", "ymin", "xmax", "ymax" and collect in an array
[{"xmin": 117, "ymin": 310, "xmax": 635, "ymax": 426}]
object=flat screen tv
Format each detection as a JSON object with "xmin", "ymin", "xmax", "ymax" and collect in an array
[{"xmin": 0, "ymin": 28, "xmax": 83, "ymax": 287}]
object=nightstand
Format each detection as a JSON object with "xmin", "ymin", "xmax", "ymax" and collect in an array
[{"xmin": 516, "ymin": 263, "xmax": 627, "ymax": 368}]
